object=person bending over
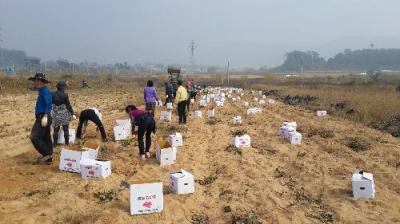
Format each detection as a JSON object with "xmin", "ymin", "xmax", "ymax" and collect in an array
[
  {"xmin": 126, "ymin": 105, "xmax": 156, "ymax": 160},
  {"xmin": 76, "ymin": 108, "xmax": 107, "ymax": 142}
]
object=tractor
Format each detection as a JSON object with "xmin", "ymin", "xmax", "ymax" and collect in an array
[{"xmin": 167, "ymin": 67, "xmax": 182, "ymax": 86}]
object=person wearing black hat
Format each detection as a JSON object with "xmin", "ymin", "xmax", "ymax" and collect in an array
[
  {"xmin": 28, "ymin": 73, "xmax": 53, "ymax": 164},
  {"xmin": 51, "ymin": 81, "xmax": 75, "ymax": 146}
]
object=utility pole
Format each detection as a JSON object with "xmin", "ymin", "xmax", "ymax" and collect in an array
[{"xmin": 189, "ymin": 40, "xmax": 196, "ymax": 70}]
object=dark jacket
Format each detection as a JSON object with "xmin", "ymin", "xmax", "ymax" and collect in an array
[
  {"xmin": 165, "ymin": 85, "xmax": 174, "ymax": 96},
  {"xmin": 52, "ymin": 90, "xmax": 74, "ymax": 115},
  {"xmin": 136, "ymin": 113, "xmax": 156, "ymax": 134}
]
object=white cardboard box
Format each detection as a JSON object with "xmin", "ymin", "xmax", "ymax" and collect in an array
[
  {"xmin": 166, "ymin": 102, "xmax": 173, "ymax": 110},
  {"xmin": 80, "ymin": 159, "xmax": 112, "ymax": 179},
  {"xmin": 283, "ymin": 126, "xmax": 296, "ymax": 139},
  {"xmin": 160, "ymin": 111, "xmax": 172, "ymax": 121},
  {"xmin": 247, "ymin": 107, "xmax": 262, "ymax": 115},
  {"xmin": 82, "ymin": 140, "xmax": 100, "ymax": 159},
  {"xmin": 288, "ymin": 132, "xmax": 302, "ymax": 145},
  {"xmin": 114, "ymin": 126, "xmax": 130, "ymax": 141},
  {"xmin": 169, "ymin": 169, "xmax": 195, "ymax": 194},
  {"xmin": 282, "ymin": 121, "xmax": 297, "ymax": 130},
  {"xmin": 316, "ymin": 110, "xmax": 328, "ymax": 117},
  {"xmin": 232, "ymin": 116, "xmax": 242, "ymax": 125},
  {"xmin": 352, "ymin": 171, "xmax": 375, "ymax": 199},
  {"xmin": 115, "ymin": 119, "xmax": 131, "ymax": 127},
  {"xmin": 130, "ymin": 180, "xmax": 163, "ymax": 215},
  {"xmin": 193, "ymin": 111, "xmax": 202, "ymax": 118},
  {"xmin": 57, "ymin": 128, "xmax": 76, "ymax": 145},
  {"xmin": 59, "ymin": 141, "xmax": 99, "ymax": 173},
  {"xmin": 59, "ymin": 149, "xmax": 91, "ymax": 173},
  {"xmin": 232, "ymin": 134, "xmax": 251, "ymax": 148},
  {"xmin": 156, "ymin": 140, "xmax": 177, "ymax": 166},
  {"xmin": 199, "ymin": 100, "xmax": 207, "ymax": 107},
  {"xmin": 208, "ymin": 109, "xmax": 215, "ymax": 118},
  {"xmin": 168, "ymin": 133, "xmax": 183, "ymax": 147}
]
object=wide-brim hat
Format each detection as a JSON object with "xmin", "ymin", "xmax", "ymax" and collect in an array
[{"xmin": 28, "ymin": 73, "xmax": 50, "ymax": 83}]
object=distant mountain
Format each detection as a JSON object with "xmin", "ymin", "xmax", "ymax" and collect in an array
[
  {"xmin": 0, "ymin": 48, "xmax": 40, "ymax": 68},
  {"xmin": 273, "ymin": 48, "xmax": 400, "ymax": 72},
  {"xmin": 313, "ymin": 36, "xmax": 400, "ymax": 59}
]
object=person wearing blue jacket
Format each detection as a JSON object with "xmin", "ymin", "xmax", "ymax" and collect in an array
[{"xmin": 29, "ymin": 73, "xmax": 53, "ymax": 164}]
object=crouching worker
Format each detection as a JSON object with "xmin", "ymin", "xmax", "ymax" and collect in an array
[
  {"xmin": 76, "ymin": 108, "xmax": 107, "ymax": 142},
  {"xmin": 125, "ymin": 105, "xmax": 156, "ymax": 160},
  {"xmin": 29, "ymin": 73, "xmax": 53, "ymax": 164}
]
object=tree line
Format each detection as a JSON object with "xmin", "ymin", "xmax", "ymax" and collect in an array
[{"xmin": 273, "ymin": 48, "xmax": 400, "ymax": 72}]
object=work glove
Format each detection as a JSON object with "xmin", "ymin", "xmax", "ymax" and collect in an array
[{"xmin": 41, "ymin": 114, "xmax": 48, "ymax": 127}]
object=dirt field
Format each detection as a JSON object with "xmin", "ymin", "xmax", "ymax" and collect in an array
[{"xmin": 0, "ymin": 86, "xmax": 399, "ymax": 224}]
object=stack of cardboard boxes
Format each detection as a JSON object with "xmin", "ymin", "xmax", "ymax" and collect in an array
[
  {"xmin": 130, "ymin": 169, "xmax": 196, "ymax": 215},
  {"xmin": 278, "ymin": 122, "xmax": 302, "ymax": 145},
  {"xmin": 59, "ymin": 140, "xmax": 111, "ymax": 179}
]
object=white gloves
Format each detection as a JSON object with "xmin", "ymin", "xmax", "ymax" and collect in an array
[
  {"xmin": 41, "ymin": 115, "xmax": 48, "ymax": 127},
  {"xmin": 73, "ymin": 115, "xmax": 77, "ymax": 120}
]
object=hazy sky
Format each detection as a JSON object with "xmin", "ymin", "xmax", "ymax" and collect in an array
[{"xmin": 1, "ymin": 0, "xmax": 400, "ymax": 68}]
